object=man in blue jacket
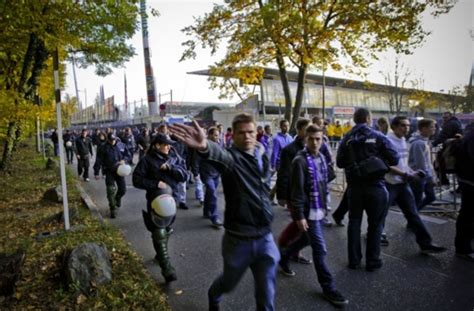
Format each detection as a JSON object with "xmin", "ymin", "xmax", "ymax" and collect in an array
[
  {"xmin": 93, "ymin": 133, "xmax": 132, "ymax": 218},
  {"xmin": 169, "ymin": 114, "xmax": 279, "ymax": 311},
  {"xmin": 336, "ymin": 108, "xmax": 399, "ymax": 271}
]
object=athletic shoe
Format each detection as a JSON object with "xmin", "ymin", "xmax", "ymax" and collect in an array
[
  {"xmin": 290, "ymin": 255, "xmax": 312, "ymax": 265},
  {"xmin": 380, "ymin": 233, "xmax": 389, "ymax": 246},
  {"xmin": 211, "ymin": 219, "xmax": 223, "ymax": 229},
  {"xmin": 279, "ymin": 262, "xmax": 296, "ymax": 277},
  {"xmin": 421, "ymin": 244, "xmax": 447, "ymax": 254},
  {"xmin": 323, "ymin": 290, "xmax": 349, "ymax": 307}
]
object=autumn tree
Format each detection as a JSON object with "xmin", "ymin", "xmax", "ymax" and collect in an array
[
  {"xmin": 0, "ymin": 1, "xmax": 140, "ymax": 171},
  {"xmin": 181, "ymin": 0, "xmax": 453, "ymax": 130}
]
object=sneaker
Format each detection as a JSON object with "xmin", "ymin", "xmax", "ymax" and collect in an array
[
  {"xmin": 455, "ymin": 252, "xmax": 474, "ymax": 262},
  {"xmin": 323, "ymin": 290, "xmax": 349, "ymax": 307},
  {"xmin": 380, "ymin": 233, "xmax": 389, "ymax": 247},
  {"xmin": 332, "ymin": 215, "xmax": 344, "ymax": 227},
  {"xmin": 279, "ymin": 262, "xmax": 296, "ymax": 277},
  {"xmin": 211, "ymin": 219, "xmax": 223, "ymax": 229},
  {"xmin": 84, "ymin": 178, "xmax": 90, "ymax": 182},
  {"xmin": 421, "ymin": 244, "xmax": 447, "ymax": 254},
  {"xmin": 366, "ymin": 261, "xmax": 383, "ymax": 272},
  {"xmin": 179, "ymin": 202, "xmax": 189, "ymax": 210},
  {"xmin": 322, "ymin": 217, "xmax": 333, "ymax": 227},
  {"xmin": 290, "ymin": 255, "xmax": 312, "ymax": 265}
]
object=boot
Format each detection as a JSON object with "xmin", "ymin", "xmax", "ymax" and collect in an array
[{"xmin": 152, "ymin": 228, "xmax": 177, "ymax": 283}]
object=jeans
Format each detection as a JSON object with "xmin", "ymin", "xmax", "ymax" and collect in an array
[
  {"xmin": 194, "ymin": 175, "xmax": 204, "ymax": 202},
  {"xmin": 209, "ymin": 233, "xmax": 279, "ymax": 311},
  {"xmin": 280, "ymin": 220, "xmax": 336, "ymax": 293},
  {"xmin": 410, "ymin": 177, "xmax": 436, "ymax": 210},
  {"xmin": 203, "ymin": 175, "xmax": 220, "ymax": 222},
  {"xmin": 176, "ymin": 181, "xmax": 186, "ymax": 204},
  {"xmin": 65, "ymin": 147, "xmax": 74, "ymax": 164},
  {"xmin": 455, "ymin": 183, "xmax": 474, "ymax": 254},
  {"xmin": 386, "ymin": 183, "xmax": 432, "ymax": 248},
  {"xmin": 77, "ymin": 155, "xmax": 90, "ymax": 180},
  {"xmin": 347, "ymin": 183, "xmax": 388, "ymax": 267}
]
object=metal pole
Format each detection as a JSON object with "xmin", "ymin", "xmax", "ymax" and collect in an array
[
  {"xmin": 54, "ymin": 49, "xmax": 70, "ymax": 231},
  {"xmin": 72, "ymin": 56, "xmax": 81, "ymax": 111},
  {"xmin": 40, "ymin": 118, "xmax": 45, "ymax": 159},
  {"xmin": 322, "ymin": 68, "xmax": 326, "ymax": 119},
  {"xmin": 36, "ymin": 116, "xmax": 41, "ymax": 153}
]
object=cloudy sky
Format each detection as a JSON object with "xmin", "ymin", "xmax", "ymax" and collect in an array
[{"xmin": 65, "ymin": 0, "xmax": 473, "ymax": 109}]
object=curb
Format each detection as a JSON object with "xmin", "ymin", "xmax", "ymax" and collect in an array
[{"xmin": 76, "ymin": 182, "xmax": 105, "ymax": 225}]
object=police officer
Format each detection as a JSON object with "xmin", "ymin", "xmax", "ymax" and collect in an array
[
  {"xmin": 93, "ymin": 133, "xmax": 132, "ymax": 218},
  {"xmin": 75, "ymin": 129, "xmax": 94, "ymax": 181},
  {"xmin": 133, "ymin": 134, "xmax": 188, "ymax": 283},
  {"xmin": 336, "ymin": 108, "xmax": 399, "ymax": 271}
]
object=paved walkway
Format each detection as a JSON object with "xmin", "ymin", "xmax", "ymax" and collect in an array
[{"xmin": 76, "ymin": 163, "xmax": 473, "ymax": 311}]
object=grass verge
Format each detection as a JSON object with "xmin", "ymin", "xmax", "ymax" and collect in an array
[{"xmin": 0, "ymin": 141, "xmax": 169, "ymax": 310}]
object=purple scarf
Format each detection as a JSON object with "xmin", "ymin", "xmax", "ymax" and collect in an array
[{"xmin": 304, "ymin": 148, "xmax": 328, "ymax": 213}]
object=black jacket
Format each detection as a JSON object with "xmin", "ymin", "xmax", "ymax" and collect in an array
[
  {"xmin": 290, "ymin": 151, "xmax": 329, "ymax": 221},
  {"xmin": 200, "ymin": 141, "xmax": 273, "ymax": 238},
  {"xmin": 337, "ymin": 124, "xmax": 399, "ymax": 184},
  {"xmin": 93, "ymin": 141, "xmax": 131, "ymax": 175},
  {"xmin": 433, "ymin": 117, "xmax": 463, "ymax": 147},
  {"xmin": 191, "ymin": 149, "xmax": 220, "ymax": 179},
  {"xmin": 75, "ymin": 136, "xmax": 93, "ymax": 157},
  {"xmin": 133, "ymin": 148, "xmax": 188, "ymax": 202}
]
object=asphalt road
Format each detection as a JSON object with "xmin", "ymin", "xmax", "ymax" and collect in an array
[{"xmin": 76, "ymin": 160, "xmax": 474, "ymax": 311}]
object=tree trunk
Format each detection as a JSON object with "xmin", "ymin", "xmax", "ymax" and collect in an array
[
  {"xmin": 275, "ymin": 53, "xmax": 292, "ymax": 122},
  {"xmin": 290, "ymin": 64, "xmax": 307, "ymax": 131},
  {"xmin": 0, "ymin": 121, "xmax": 18, "ymax": 171}
]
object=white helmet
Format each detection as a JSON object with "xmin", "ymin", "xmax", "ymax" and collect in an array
[
  {"xmin": 116, "ymin": 164, "xmax": 132, "ymax": 177},
  {"xmin": 151, "ymin": 194, "xmax": 176, "ymax": 218},
  {"xmin": 65, "ymin": 141, "xmax": 73, "ymax": 147}
]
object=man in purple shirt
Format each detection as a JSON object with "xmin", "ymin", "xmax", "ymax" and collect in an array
[{"xmin": 270, "ymin": 120, "xmax": 293, "ymax": 203}]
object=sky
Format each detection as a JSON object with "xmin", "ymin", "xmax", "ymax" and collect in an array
[{"xmin": 65, "ymin": 0, "xmax": 473, "ymax": 109}]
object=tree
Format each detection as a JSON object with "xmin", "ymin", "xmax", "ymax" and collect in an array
[
  {"xmin": 181, "ymin": 0, "xmax": 453, "ymax": 130},
  {"xmin": 0, "ymin": 1, "xmax": 140, "ymax": 171},
  {"xmin": 381, "ymin": 57, "xmax": 412, "ymax": 115}
]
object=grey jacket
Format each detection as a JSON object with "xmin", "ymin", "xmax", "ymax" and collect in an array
[{"xmin": 408, "ymin": 133, "xmax": 434, "ymax": 178}]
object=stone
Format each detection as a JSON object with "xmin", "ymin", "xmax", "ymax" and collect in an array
[
  {"xmin": 0, "ymin": 251, "xmax": 25, "ymax": 297},
  {"xmin": 65, "ymin": 243, "xmax": 112, "ymax": 296},
  {"xmin": 43, "ymin": 186, "xmax": 63, "ymax": 203}
]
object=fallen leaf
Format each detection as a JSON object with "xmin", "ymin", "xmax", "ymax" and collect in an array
[
  {"xmin": 175, "ymin": 290, "xmax": 183, "ymax": 295},
  {"xmin": 76, "ymin": 294, "xmax": 87, "ymax": 304}
]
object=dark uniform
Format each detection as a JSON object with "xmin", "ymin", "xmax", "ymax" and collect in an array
[
  {"xmin": 75, "ymin": 131, "xmax": 94, "ymax": 181},
  {"xmin": 336, "ymin": 123, "xmax": 398, "ymax": 270},
  {"xmin": 133, "ymin": 134, "xmax": 188, "ymax": 282},
  {"xmin": 93, "ymin": 134, "xmax": 132, "ymax": 217}
]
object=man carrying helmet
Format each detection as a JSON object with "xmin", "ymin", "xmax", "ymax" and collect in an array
[
  {"xmin": 132, "ymin": 133, "xmax": 188, "ymax": 283},
  {"xmin": 93, "ymin": 133, "xmax": 132, "ymax": 218}
]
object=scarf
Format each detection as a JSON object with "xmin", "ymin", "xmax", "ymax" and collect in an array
[{"xmin": 305, "ymin": 148, "xmax": 327, "ymax": 220}]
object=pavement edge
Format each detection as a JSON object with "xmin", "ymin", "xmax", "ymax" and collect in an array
[{"xmin": 76, "ymin": 181, "xmax": 105, "ymax": 225}]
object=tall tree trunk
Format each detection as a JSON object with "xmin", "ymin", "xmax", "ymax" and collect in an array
[
  {"xmin": 275, "ymin": 52, "xmax": 292, "ymax": 121},
  {"xmin": 290, "ymin": 64, "xmax": 307, "ymax": 131},
  {"xmin": 0, "ymin": 121, "xmax": 18, "ymax": 171}
]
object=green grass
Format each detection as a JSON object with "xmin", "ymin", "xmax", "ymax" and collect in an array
[{"xmin": 0, "ymin": 140, "xmax": 169, "ymax": 310}]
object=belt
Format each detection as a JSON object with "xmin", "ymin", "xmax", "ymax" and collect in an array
[{"xmin": 226, "ymin": 231, "xmax": 263, "ymax": 241}]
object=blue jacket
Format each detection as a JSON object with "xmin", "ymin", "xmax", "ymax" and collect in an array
[
  {"xmin": 336, "ymin": 124, "xmax": 399, "ymax": 184},
  {"xmin": 200, "ymin": 141, "xmax": 273, "ymax": 238},
  {"xmin": 93, "ymin": 141, "xmax": 132, "ymax": 175},
  {"xmin": 271, "ymin": 132, "xmax": 293, "ymax": 169}
]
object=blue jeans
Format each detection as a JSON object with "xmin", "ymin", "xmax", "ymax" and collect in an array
[
  {"xmin": 194, "ymin": 176, "xmax": 204, "ymax": 201},
  {"xmin": 280, "ymin": 220, "xmax": 336, "ymax": 293},
  {"xmin": 203, "ymin": 175, "xmax": 220, "ymax": 222},
  {"xmin": 410, "ymin": 177, "xmax": 436, "ymax": 210},
  {"xmin": 386, "ymin": 183, "xmax": 432, "ymax": 248},
  {"xmin": 347, "ymin": 183, "xmax": 388, "ymax": 267},
  {"xmin": 209, "ymin": 233, "xmax": 279, "ymax": 311}
]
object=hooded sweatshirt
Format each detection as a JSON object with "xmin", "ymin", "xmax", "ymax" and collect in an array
[
  {"xmin": 385, "ymin": 132, "xmax": 413, "ymax": 184},
  {"xmin": 408, "ymin": 132, "xmax": 434, "ymax": 179}
]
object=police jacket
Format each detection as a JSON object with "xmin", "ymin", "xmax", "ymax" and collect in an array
[
  {"xmin": 199, "ymin": 141, "xmax": 273, "ymax": 238},
  {"xmin": 93, "ymin": 141, "xmax": 132, "ymax": 175},
  {"xmin": 336, "ymin": 124, "xmax": 399, "ymax": 184},
  {"xmin": 75, "ymin": 136, "xmax": 93, "ymax": 157},
  {"xmin": 290, "ymin": 150, "xmax": 329, "ymax": 221},
  {"xmin": 132, "ymin": 147, "xmax": 188, "ymax": 202},
  {"xmin": 433, "ymin": 117, "xmax": 463, "ymax": 147}
]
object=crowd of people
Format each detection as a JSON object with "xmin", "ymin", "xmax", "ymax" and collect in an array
[{"xmin": 50, "ymin": 109, "xmax": 473, "ymax": 310}]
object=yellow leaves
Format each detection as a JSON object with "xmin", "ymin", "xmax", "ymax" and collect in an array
[{"xmin": 76, "ymin": 294, "xmax": 87, "ymax": 305}]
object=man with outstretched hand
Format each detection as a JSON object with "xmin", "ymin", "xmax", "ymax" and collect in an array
[{"xmin": 169, "ymin": 115, "xmax": 279, "ymax": 311}]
